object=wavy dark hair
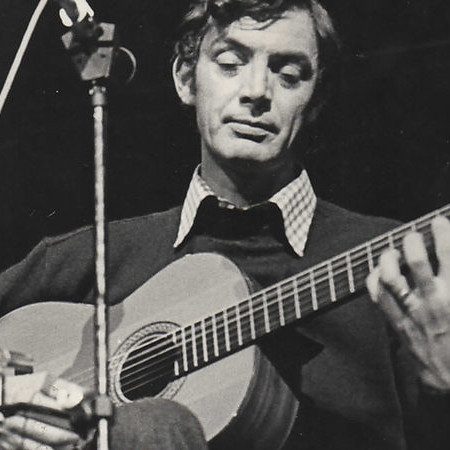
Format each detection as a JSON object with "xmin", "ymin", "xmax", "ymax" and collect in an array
[{"xmin": 174, "ymin": 0, "xmax": 341, "ymax": 127}]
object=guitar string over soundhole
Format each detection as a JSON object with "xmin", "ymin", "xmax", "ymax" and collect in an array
[{"xmin": 110, "ymin": 322, "xmax": 185, "ymax": 404}]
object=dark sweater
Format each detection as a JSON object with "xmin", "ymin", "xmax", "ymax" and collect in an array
[{"xmin": 0, "ymin": 199, "xmax": 445, "ymax": 449}]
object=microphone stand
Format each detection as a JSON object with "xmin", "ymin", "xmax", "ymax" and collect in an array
[{"xmin": 60, "ymin": 16, "xmax": 118, "ymax": 450}]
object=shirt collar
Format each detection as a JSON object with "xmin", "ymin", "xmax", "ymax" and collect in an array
[{"xmin": 174, "ymin": 166, "xmax": 317, "ymax": 256}]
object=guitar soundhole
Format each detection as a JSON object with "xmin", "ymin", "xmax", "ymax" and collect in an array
[
  {"xmin": 118, "ymin": 334, "xmax": 175, "ymax": 400},
  {"xmin": 112, "ymin": 322, "xmax": 184, "ymax": 403}
]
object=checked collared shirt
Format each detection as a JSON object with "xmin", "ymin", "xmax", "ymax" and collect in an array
[{"xmin": 174, "ymin": 167, "xmax": 317, "ymax": 257}]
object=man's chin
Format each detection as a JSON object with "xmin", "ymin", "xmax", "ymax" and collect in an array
[
  {"xmin": 219, "ymin": 149, "xmax": 287, "ymax": 172},
  {"xmin": 220, "ymin": 137, "xmax": 279, "ymax": 159}
]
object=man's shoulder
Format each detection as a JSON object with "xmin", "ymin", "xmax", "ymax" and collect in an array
[
  {"xmin": 310, "ymin": 199, "xmax": 401, "ymax": 253},
  {"xmin": 109, "ymin": 206, "xmax": 182, "ymax": 242},
  {"xmin": 316, "ymin": 199, "xmax": 400, "ymax": 230},
  {"xmin": 44, "ymin": 206, "xmax": 182, "ymax": 250}
]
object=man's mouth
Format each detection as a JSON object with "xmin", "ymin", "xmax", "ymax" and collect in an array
[{"xmin": 224, "ymin": 118, "xmax": 279, "ymax": 140}]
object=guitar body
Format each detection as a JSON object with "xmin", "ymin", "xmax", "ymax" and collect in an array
[{"xmin": 0, "ymin": 253, "xmax": 298, "ymax": 449}]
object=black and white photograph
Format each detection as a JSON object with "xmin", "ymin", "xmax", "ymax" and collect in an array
[{"xmin": 0, "ymin": 1, "xmax": 449, "ymax": 449}]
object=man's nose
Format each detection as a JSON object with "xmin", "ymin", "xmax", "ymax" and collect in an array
[{"xmin": 239, "ymin": 61, "xmax": 272, "ymax": 114}]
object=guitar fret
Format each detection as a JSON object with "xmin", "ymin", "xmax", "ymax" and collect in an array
[
  {"xmin": 172, "ymin": 332, "xmax": 180, "ymax": 377},
  {"xmin": 191, "ymin": 324, "xmax": 198, "ymax": 367},
  {"xmin": 236, "ymin": 304, "xmax": 243, "ymax": 346},
  {"xmin": 195, "ymin": 322, "xmax": 204, "ymax": 365},
  {"xmin": 366, "ymin": 242, "xmax": 374, "ymax": 272},
  {"xmin": 262, "ymin": 292, "xmax": 271, "ymax": 333},
  {"xmin": 346, "ymin": 252, "xmax": 355, "ymax": 293},
  {"xmin": 328, "ymin": 262, "xmax": 337, "ymax": 302},
  {"xmin": 201, "ymin": 319, "xmax": 209, "ymax": 363},
  {"xmin": 212, "ymin": 315, "xmax": 219, "ymax": 357},
  {"xmin": 248, "ymin": 298, "xmax": 256, "ymax": 340},
  {"xmin": 387, "ymin": 231, "xmax": 395, "ymax": 249},
  {"xmin": 293, "ymin": 277, "xmax": 301, "ymax": 318},
  {"xmin": 277, "ymin": 285, "xmax": 285, "ymax": 327},
  {"xmin": 181, "ymin": 328, "xmax": 188, "ymax": 372},
  {"xmin": 224, "ymin": 310, "xmax": 231, "ymax": 352},
  {"xmin": 225, "ymin": 307, "xmax": 238, "ymax": 350},
  {"xmin": 310, "ymin": 271, "xmax": 318, "ymax": 311}
]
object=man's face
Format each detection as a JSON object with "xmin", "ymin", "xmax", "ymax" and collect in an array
[{"xmin": 190, "ymin": 7, "xmax": 319, "ymax": 171}]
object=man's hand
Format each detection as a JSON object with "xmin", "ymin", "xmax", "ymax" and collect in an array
[
  {"xmin": 0, "ymin": 372, "xmax": 85, "ymax": 449},
  {"xmin": 367, "ymin": 216, "xmax": 450, "ymax": 391}
]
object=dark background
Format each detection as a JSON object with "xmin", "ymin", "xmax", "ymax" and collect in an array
[{"xmin": 0, "ymin": 0, "xmax": 449, "ymax": 270}]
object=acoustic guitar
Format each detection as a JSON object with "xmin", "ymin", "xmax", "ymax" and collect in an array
[{"xmin": 0, "ymin": 204, "xmax": 448, "ymax": 449}]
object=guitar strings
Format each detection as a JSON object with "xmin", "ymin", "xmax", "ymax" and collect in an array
[
  {"xmin": 67, "ymin": 233, "xmax": 385, "ymax": 385},
  {"xmin": 73, "ymin": 263, "xmax": 362, "ymax": 391},
  {"xmin": 70, "ymin": 230, "xmax": 433, "ymax": 391},
  {"xmin": 122, "ymin": 278, "xmax": 359, "ymax": 393},
  {"xmin": 34, "ymin": 228, "xmax": 394, "ymax": 384},
  {"xmin": 119, "ymin": 255, "xmax": 398, "ymax": 395},
  {"xmin": 68, "ymin": 248, "xmax": 374, "ymax": 387},
  {"xmin": 75, "ymin": 236, "xmax": 428, "ymax": 397},
  {"xmin": 69, "ymin": 224, "xmax": 432, "ymax": 389},
  {"xmin": 118, "ymin": 254, "xmax": 375, "ymax": 386},
  {"xmin": 66, "ymin": 206, "xmax": 447, "ymax": 390},
  {"xmin": 67, "ymin": 212, "xmax": 439, "ymax": 388},
  {"xmin": 119, "ymin": 216, "xmax": 439, "ymax": 395},
  {"xmin": 115, "ymin": 204, "xmax": 446, "ymax": 375}
]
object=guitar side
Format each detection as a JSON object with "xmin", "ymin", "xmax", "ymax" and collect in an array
[{"xmin": 0, "ymin": 253, "xmax": 298, "ymax": 449}]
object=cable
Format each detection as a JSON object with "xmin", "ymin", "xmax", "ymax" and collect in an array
[{"xmin": 0, "ymin": 0, "xmax": 49, "ymax": 116}]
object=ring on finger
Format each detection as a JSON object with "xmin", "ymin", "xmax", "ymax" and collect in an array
[
  {"xmin": 397, "ymin": 287, "xmax": 411, "ymax": 303},
  {"xmin": 401, "ymin": 291, "xmax": 423, "ymax": 313},
  {"xmin": 390, "ymin": 283, "xmax": 422, "ymax": 312}
]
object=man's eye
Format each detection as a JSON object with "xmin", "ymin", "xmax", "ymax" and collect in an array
[
  {"xmin": 215, "ymin": 52, "xmax": 243, "ymax": 70},
  {"xmin": 279, "ymin": 65, "xmax": 302, "ymax": 85}
]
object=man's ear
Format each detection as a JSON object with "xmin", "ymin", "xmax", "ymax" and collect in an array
[{"xmin": 172, "ymin": 57, "xmax": 196, "ymax": 106}]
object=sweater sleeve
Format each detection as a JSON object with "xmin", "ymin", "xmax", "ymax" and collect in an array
[
  {"xmin": 0, "ymin": 227, "xmax": 96, "ymax": 317},
  {"xmin": 417, "ymin": 387, "xmax": 450, "ymax": 450},
  {"xmin": 101, "ymin": 398, "xmax": 207, "ymax": 450},
  {"xmin": 0, "ymin": 239, "xmax": 48, "ymax": 316},
  {"xmin": 0, "ymin": 209, "xmax": 181, "ymax": 317},
  {"xmin": 391, "ymin": 327, "xmax": 450, "ymax": 450}
]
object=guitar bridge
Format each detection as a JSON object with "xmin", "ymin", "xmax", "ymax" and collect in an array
[
  {"xmin": 0, "ymin": 349, "xmax": 34, "ymax": 375},
  {"xmin": 1, "ymin": 349, "xmax": 34, "ymax": 406}
]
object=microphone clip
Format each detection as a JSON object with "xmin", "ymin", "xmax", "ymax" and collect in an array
[{"xmin": 61, "ymin": 17, "xmax": 118, "ymax": 83}]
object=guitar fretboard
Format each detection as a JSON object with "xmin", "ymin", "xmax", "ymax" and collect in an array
[
  {"xmin": 169, "ymin": 203, "xmax": 449, "ymax": 377},
  {"xmin": 117, "ymin": 204, "xmax": 450, "ymax": 398}
]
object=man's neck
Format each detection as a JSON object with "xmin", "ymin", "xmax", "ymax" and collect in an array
[{"xmin": 201, "ymin": 155, "xmax": 298, "ymax": 208}]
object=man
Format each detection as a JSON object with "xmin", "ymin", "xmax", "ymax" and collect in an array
[{"xmin": 0, "ymin": 0, "xmax": 449, "ymax": 448}]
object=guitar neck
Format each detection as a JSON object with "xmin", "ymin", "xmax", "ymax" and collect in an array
[{"xmin": 169, "ymin": 203, "xmax": 450, "ymax": 377}]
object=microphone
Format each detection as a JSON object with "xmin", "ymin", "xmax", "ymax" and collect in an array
[{"xmin": 54, "ymin": 0, "xmax": 137, "ymax": 84}]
